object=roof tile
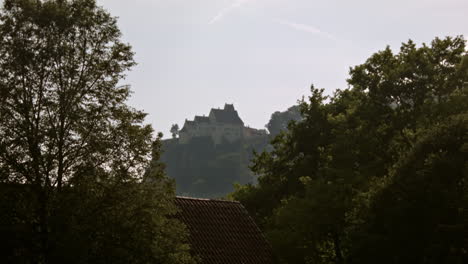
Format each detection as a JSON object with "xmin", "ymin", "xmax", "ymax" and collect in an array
[{"xmin": 174, "ymin": 197, "xmax": 274, "ymax": 264}]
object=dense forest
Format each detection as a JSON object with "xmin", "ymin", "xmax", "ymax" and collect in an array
[{"xmin": 0, "ymin": 0, "xmax": 467, "ymax": 263}]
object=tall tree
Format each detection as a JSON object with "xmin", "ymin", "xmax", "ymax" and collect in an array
[
  {"xmin": 0, "ymin": 1, "xmax": 195, "ymax": 263},
  {"xmin": 233, "ymin": 36, "xmax": 468, "ymax": 264}
]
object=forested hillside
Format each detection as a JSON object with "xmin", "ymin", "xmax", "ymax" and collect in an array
[
  {"xmin": 161, "ymin": 106, "xmax": 301, "ymax": 198},
  {"xmin": 161, "ymin": 136, "xmax": 267, "ymax": 197}
]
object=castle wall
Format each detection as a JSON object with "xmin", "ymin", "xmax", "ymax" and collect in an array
[
  {"xmin": 179, "ymin": 104, "xmax": 263, "ymax": 145},
  {"xmin": 179, "ymin": 131, "xmax": 190, "ymax": 144},
  {"xmin": 211, "ymin": 123, "xmax": 243, "ymax": 144}
]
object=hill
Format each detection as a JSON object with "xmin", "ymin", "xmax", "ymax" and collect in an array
[{"xmin": 160, "ymin": 104, "xmax": 301, "ymax": 198}]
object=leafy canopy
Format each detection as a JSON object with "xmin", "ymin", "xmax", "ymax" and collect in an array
[
  {"xmin": 0, "ymin": 1, "xmax": 196, "ymax": 263},
  {"xmin": 233, "ymin": 36, "xmax": 468, "ymax": 264}
]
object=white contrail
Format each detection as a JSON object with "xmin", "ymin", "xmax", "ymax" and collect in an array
[
  {"xmin": 277, "ymin": 19, "xmax": 337, "ymax": 40},
  {"xmin": 209, "ymin": 0, "xmax": 252, "ymax": 24}
]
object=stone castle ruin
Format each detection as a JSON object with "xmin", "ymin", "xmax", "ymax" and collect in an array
[{"xmin": 179, "ymin": 104, "xmax": 267, "ymax": 144}]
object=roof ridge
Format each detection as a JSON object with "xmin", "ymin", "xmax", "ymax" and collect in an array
[{"xmin": 175, "ymin": 196, "xmax": 240, "ymax": 204}]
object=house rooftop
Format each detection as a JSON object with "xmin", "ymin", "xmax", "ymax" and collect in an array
[{"xmin": 174, "ymin": 196, "xmax": 274, "ymax": 264}]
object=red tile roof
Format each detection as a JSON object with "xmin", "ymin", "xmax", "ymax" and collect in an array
[{"xmin": 174, "ymin": 196, "xmax": 274, "ymax": 264}]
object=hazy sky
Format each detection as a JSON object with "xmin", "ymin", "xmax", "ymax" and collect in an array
[{"xmin": 86, "ymin": 1, "xmax": 467, "ymax": 136}]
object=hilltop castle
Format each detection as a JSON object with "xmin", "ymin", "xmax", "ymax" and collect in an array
[{"xmin": 179, "ymin": 104, "xmax": 267, "ymax": 144}]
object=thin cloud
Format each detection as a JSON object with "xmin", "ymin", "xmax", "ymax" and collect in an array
[
  {"xmin": 209, "ymin": 0, "xmax": 252, "ymax": 24},
  {"xmin": 277, "ymin": 19, "xmax": 337, "ymax": 40}
]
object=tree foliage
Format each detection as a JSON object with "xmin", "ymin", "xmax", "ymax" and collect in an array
[
  {"xmin": 171, "ymin": 124, "xmax": 180, "ymax": 139},
  {"xmin": 0, "ymin": 1, "xmax": 196, "ymax": 263},
  {"xmin": 161, "ymin": 135, "xmax": 269, "ymax": 198},
  {"xmin": 349, "ymin": 113, "xmax": 468, "ymax": 264},
  {"xmin": 232, "ymin": 36, "xmax": 468, "ymax": 264},
  {"xmin": 266, "ymin": 105, "xmax": 302, "ymax": 137}
]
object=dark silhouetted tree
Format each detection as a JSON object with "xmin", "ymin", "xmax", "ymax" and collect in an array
[
  {"xmin": 348, "ymin": 113, "xmax": 468, "ymax": 264},
  {"xmin": 0, "ymin": 1, "xmax": 196, "ymax": 263},
  {"xmin": 233, "ymin": 36, "xmax": 468, "ymax": 264},
  {"xmin": 171, "ymin": 124, "xmax": 180, "ymax": 139}
]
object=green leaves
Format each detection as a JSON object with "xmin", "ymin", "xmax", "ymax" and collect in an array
[
  {"xmin": 0, "ymin": 1, "xmax": 195, "ymax": 263},
  {"xmin": 0, "ymin": 0, "xmax": 138, "ymax": 186},
  {"xmin": 233, "ymin": 36, "xmax": 468, "ymax": 264},
  {"xmin": 351, "ymin": 114, "xmax": 468, "ymax": 264}
]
